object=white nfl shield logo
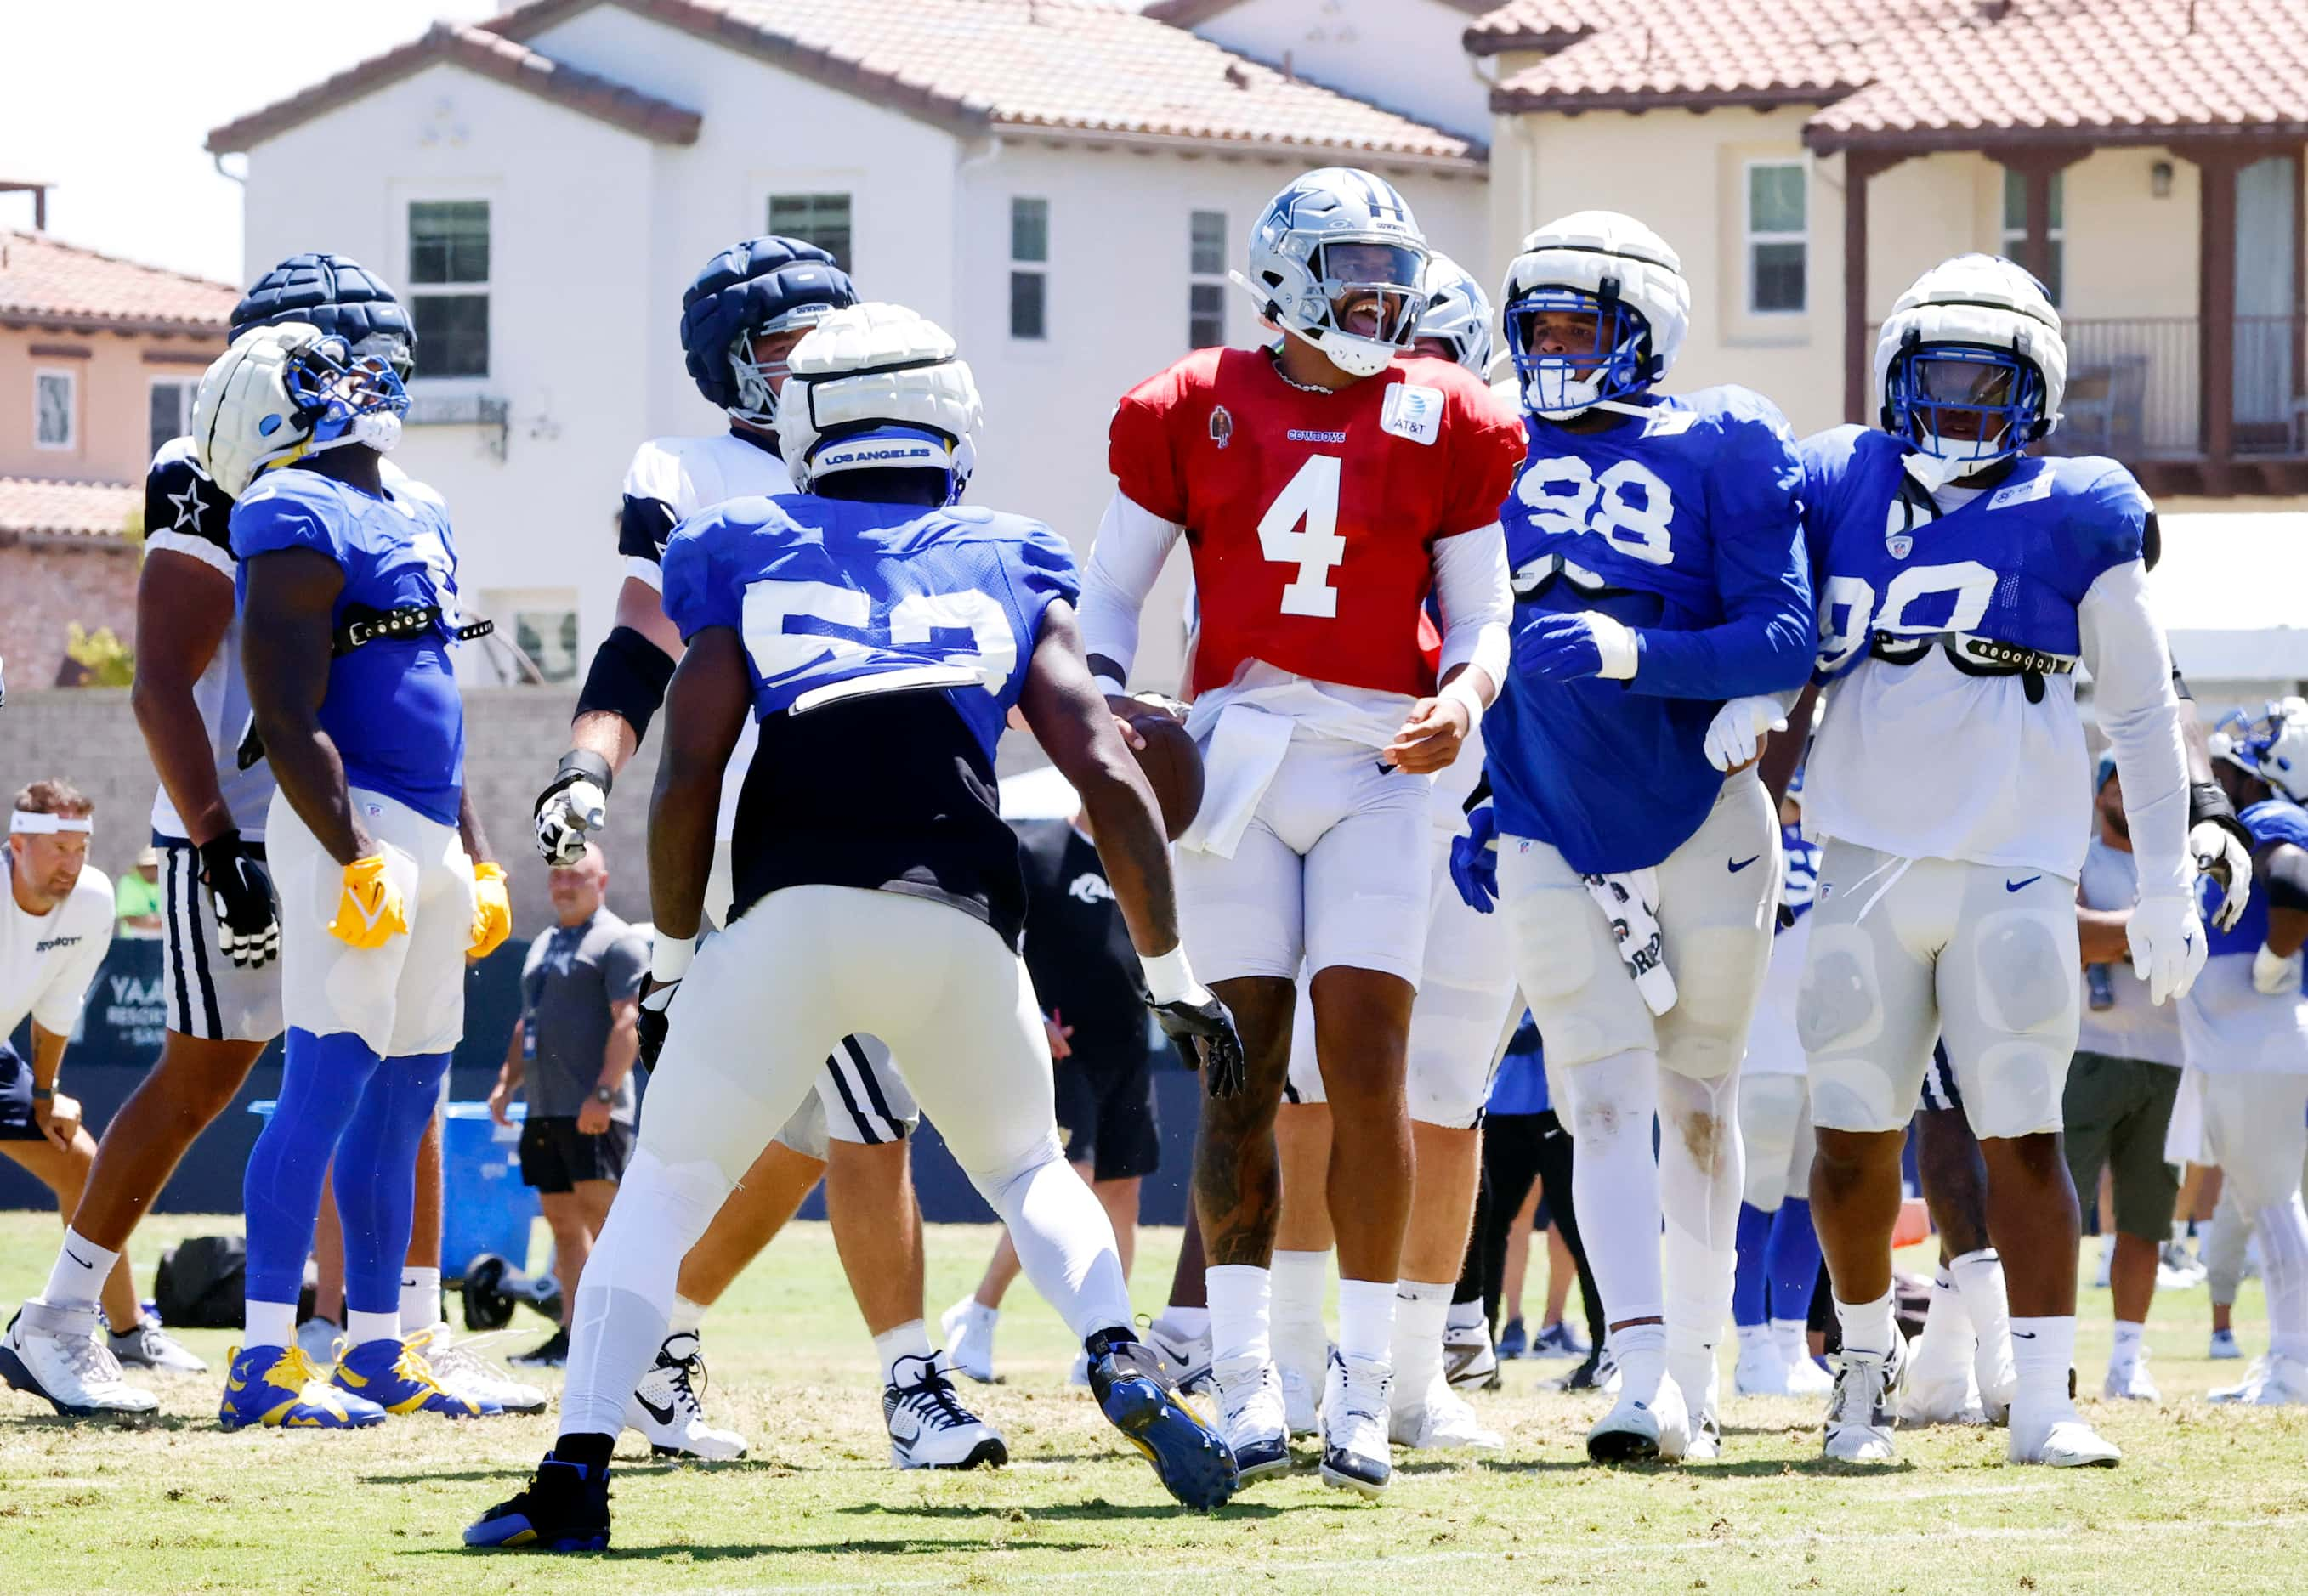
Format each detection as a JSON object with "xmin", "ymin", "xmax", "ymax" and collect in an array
[
  {"xmin": 1886, "ymin": 531, "xmax": 1913, "ymax": 560},
  {"xmin": 1882, "ymin": 499, "xmax": 1917, "ymax": 561}
]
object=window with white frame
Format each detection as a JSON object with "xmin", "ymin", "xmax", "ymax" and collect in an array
[
  {"xmin": 34, "ymin": 369, "xmax": 74, "ymax": 450},
  {"xmin": 768, "ymin": 193, "xmax": 853, "ymax": 273},
  {"xmin": 1744, "ymin": 161, "xmax": 1808, "ymax": 314},
  {"xmin": 1188, "ymin": 210, "xmax": 1228, "ymax": 348},
  {"xmin": 2000, "ymin": 168, "xmax": 2065, "ymax": 306},
  {"xmin": 1010, "ymin": 196, "xmax": 1049, "ymax": 341},
  {"xmin": 407, "ymin": 200, "xmax": 491, "ymax": 378},
  {"xmin": 148, "ymin": 377, "xmax": 197, "ymax": 457},
  {"xmin": 513, "ymin": 608, "xmax": 581, "ymax": 685}
]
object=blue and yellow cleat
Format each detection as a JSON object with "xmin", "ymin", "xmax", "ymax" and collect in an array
[
  {"xmin": 218, "ymin": 1344, "xmax": 386, "ymax": 1430},
  {"xmin": 464, "ymin": 1457, "xmax": 611, "ymax": 1553},
  {"xmin": 332, "ymin": 1336, "xmax": 485, "ymax": 1418},
  {"xmin": 1088, "ymin": 1332, "xmax": 1238, "ymax": 1510}
]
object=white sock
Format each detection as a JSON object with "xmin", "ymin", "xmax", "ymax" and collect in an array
[
  {"xmin": 243, "ymin": 1299, "xmax": 298, "ymax": 1353},
  {"xmin": 1771, "ymin": 1318, "xmax": 1811, "ymax": 1365},
  {"xmin": 1948, "ymin": 1248, "xmax": 2015, "ymax": 1403},
  {"xmin": 2110, "ymin": 1319, "xmax": 2146, "ymax": 1370},
  {"xmin": 1834, "ymin": 1289, "xmax": 1897, "ymax": 1362},
  {"xmin": 1207, "ymin": 1265, "xmax": 1273, "ymax": 1369},
  {"xmin": 874, "ymin": 1319, "xmax": 935, "ymax": 1388},
  {"xmin": 1336, "ymin": 1277, "xmax": 1394, "ymax": 1367},
  {"xmin": 1160, "ymin": 1304, "xmax": 1210, "ymax": 1340},
  {"xmin": 2255, "ymin": 1197, "xmax": 2308, "ymax": 1362},
  {"xmin": 1446, "ymin": 1297, "xmax": 1486, "ymax": 1336},
  {"xmin": 1737, "ymin": 1322, "xmax": 1772, "ymax": 1350},
  {"xmin": 1609, "ymin": 1320, "xmax": 1667, "ymax": 1399},
  {"xmin": 43, "ymin": 1228, "xmax": 119, "ymax": 1313},
  {"xmin": 346, "ymin": 1308, "xmax": 401, "ymax": 1349},
  {"xmin": 1909, "ymin": 1267, "xmax": 1974, "ymax": 1377},
  {"xmin": 669, "ymin": 1293, "xmax": 708, "ymax": 1336},
  {"xmin": 399, "ymin": 1266, "xmax": 441, "ymax": 1334},
  {"xmin": 2172, "ymin": 1218, "xmax": 2191, "ymax": 1246},
  {"xmin": 2008, "ymin": 1314, "xmax": 2076, "ymax": 1422},
  {"xmin": 1664, "ymin": 1242, "xmax": 1736, "ymax": 1413},
  {"xmin": 1391, "ymin": 1279, "xmax": 1451, "ymax": 1399},
  {"xmin": 1272, "ymin": 1249, "xmax": 1330, "ymax": 1345}
]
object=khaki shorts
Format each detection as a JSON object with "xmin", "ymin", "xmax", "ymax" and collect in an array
[
  {"xmin": 2061, "ymin": 1050, "xmax": 2181, "ymax": 1242},
  {"xmin": 1800, "ymin": 841, "xmax": 2079, "ymax": 1140}
]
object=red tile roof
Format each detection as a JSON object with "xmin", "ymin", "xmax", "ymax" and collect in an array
[
  {"xmin": 207, "ymin": 21, "xmax": 702, "ymax": 154},
  {"xmin": 487, "ymin": 0, "xmax": 1479, "ymax": 166},
  {"xmin": 1479, "ymin": 0, "xmax": 2308, "ymax": 147},
  {"xmin": 1149, "ymin": 0, "xmax": 1494, "ymax": 26},
  {"xmin": 1461, "ymin": 0, "xmax": 1610, "ymax": 54},
  {"xmin": 0, "ymin": 230, "xmax": 236, "ymax": 335},
  {"xmin": 0, "ymin": 478, "xmax": 139, "ymax": 541}
]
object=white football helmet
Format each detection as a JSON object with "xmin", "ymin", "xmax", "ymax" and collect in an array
[
  {"xmin": 1238, "ymin": 167, "xmax": 1430, "ymax": 379},
  {"xmin": 776, "ymin": 303, "xmax": 983, "ymax": 501},
  {"xmin": 1412, "ymin": 252, "xmax": 1494, "ymax": 375},
  {"xmin": 191, "ymin": 322, "xmax": 408, "ymax": 499},
  {"xmin": 1875, "ymin": 253, "xmax": 2066, "ymax": 488},
  {"xmin": 2216, "ymin": 698, "xmax": 2308, "ymax": 804},
  {"xmin": 1500, "ymin": 211, "xmax": 1689, "ymax": 420}
]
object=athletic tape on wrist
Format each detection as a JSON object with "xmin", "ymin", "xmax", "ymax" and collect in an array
[
  {"xmin": 652, "ymin": 935, "xmax": 696, "ymax": 984},
  {"xmin": 1140, "ymin": 945, "xmax": 1197, "ymax": 1005}
]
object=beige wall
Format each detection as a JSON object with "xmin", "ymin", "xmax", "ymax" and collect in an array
[{"xmin": 0, "ymin": 325, "xmax": 221, "ymax": 484}]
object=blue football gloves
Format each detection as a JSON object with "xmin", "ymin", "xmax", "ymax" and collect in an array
[
  {"xmin": 1449, "ymin": 801, "xmax": 1500, "ymax": 914},
  {"xmin": 1511, "ymin": 609, "xmax": 1640, "ymax": 683}
]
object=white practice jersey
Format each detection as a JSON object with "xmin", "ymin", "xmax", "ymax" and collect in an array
[
  {"xmin": 2076, "ymin": 834, "xmax": 2183, "ymax": 1067},
  {"xmin": 142, "ymin": 439, "xmax": 427, "ymax": 844},
  {"xmin": 1, "ymin": 867, "xmax": 113, "ymax": 1037},
  {"xmin": 618, "ymin": 429, "xmax": 794, "ymax": 842}
]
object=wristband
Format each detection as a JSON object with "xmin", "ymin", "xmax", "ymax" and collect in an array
[
  {"xmin": 651, "ymin": 934, "xmax": 695, "ymax": 984},
  {"xmin": 556, "ymin": 747, "xmax": 614, "ymax": 798},
  {"xmin": 1140, "ymin": 945, "xmax": 1198, "ymax": 1005},
  {"xmin": 31, "ymin": 1084, "xmax": 54, "ymax": 1101},
  {"xmin": 1438, "ymin": 674, "xmax": 1487, "ymax": 722}
]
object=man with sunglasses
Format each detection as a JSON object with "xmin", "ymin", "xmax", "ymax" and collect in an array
[
  {"xmin": 1790, "ymin": 252, "xmax": 2203, "ymax": 1468},
  {"xmin": 1449, "ymin": 211, "xmax": 1814, "ymax": 1466},
  {"xmin": 1082, "ymin": 168, "xmax": 1523, "ymax": 1497}
]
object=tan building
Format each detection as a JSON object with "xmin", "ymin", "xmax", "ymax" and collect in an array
[
  {"xmin": 0, "ymin": 220, "xmax": 236, "ymax": 682},
  {"xmin": 1468, "ymin": 0, "xmax": 2308, "ymax": 501}
]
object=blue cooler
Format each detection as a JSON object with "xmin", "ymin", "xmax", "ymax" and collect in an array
[{"xmin": 247, "ymin": 1099, "xmax": 538, "ymax": 1283}]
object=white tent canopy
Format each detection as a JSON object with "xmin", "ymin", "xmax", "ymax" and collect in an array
[{"xmin": 2154, "ymin": 512, "xmax": 2308, "ymax": 683}]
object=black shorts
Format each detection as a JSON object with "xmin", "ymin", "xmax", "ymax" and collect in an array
[
  {"xmin": 0, "ymin": 1042, "xmax": 40, "ymax": 1142},
  {"xmin": 1052, "ymin": 1050, "xmax": 1160, "ymax": 1183},
  {"xmin": 519, "ymin": 1115, "xmax": 632, "ymax": 1193}
]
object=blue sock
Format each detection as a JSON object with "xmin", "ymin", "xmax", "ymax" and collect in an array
[
  {"xmin": 1732, "ymin": 1202, "xmax": 1773, "ymax": 1327},
  {"xmin": 1766, "ymin": 1197, "xmax": 1824, "ymax": 1327},
  {"xmin": 333, "ymin": 1051, "xmax": 451, "ymax": 1320},
  {"xmin": 244, "ymin": 1028, "xmax": 382, "ymax": 1307}
]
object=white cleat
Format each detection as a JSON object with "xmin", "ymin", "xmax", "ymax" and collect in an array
[
  {"xmin": 1733, "ymin": 1337, "xmax": 1790, "ymax": 1397},
  {"xmin": 1389, "ymin": 1372, "xmax": 1501, "ymax": 1451},
  {"xmin": 0, "ymin": 1303, "xmax": 158, "ymax": 1417},
  {"xmin": 1273, "ymin": 1322, "xmax": 1327, "ymax": 1435},
  {"xmin": 2209, "ymin": 1355, "xmax": 2268, "ymax": 1404},
  {"xmin": 1783, "ymin": 1353, "xmax": 1835, "ymax": 1398},
  {"xmin": 1824, "ymin": 1343, "xmax": 1903, "ymax": 1463},
  {"xmin": 2209, "ymin": 1327, "xmax": 2243, "ymax": 1361},
  {"xmin": 1141, "ymin": 1316, "xmax": 1212, "ymax": 1395},
  {"xmin": 939, "ymin": 1297, "xmax": 1000, "ymax": 1385},
  {"xmin": 2009, "ymin": 1406, "xmax": 2121, "ymax": 1467},
  {"xmin": 1682, "ymin": 1404, "xmax": 1722, "ymax": 1461},
  {"xmin": 1211, "ymin": 1355, "xmax": 1292, "ymax": 1480},
  {"xmin": 2103, "ymin": 1352, "xmax": 2160, "ymax": 1402},
  {"xmin": 1586, "ymin": 1364, "xmax": 1689, "ymax": 1463},
  {"xmin": 1279, "ymin": 1357, "xmax": 1320, "ymax": 1437},
  {"xmin": 108, "ymin": 1313, "xmax": 208, "ymax": 1375},
  {"xmin": 627, "ymin": 1331, "xmax": 748, "ymax": 1460},
  {"xmin": 1898, "ymin": 1347, "xmax": 1986, "ymax": 1427},
  {"xmin": 408, "ymin": 1322, "xmax": 547, "ymax": 1416},
  {"xmin": 1319, "ymin": 1350, "xmax": 1393, "ymax": 1497},
  {"xmin": 885, "ymin": 1353, "xmax": 1008, "ymax": 1469},
  {"xmin": 2248, "ymin": 1353, "xmax": 2308, "ymax": 1406},
  {"xmin": 1443, "ymin": 1319, "xmax": 1498, "ymax": 1391},
  {"xmin": 2157, "ymin": 1241, "xmax": 2207, "ymax": 1290}
]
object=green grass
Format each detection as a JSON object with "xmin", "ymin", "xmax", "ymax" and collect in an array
[{"xmin": 3, "ymin": 1210, "xmax": 2305, "ymax": 1593}]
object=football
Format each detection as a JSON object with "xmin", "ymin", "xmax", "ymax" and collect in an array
[{"xmin": 1129, "ymin": 712, "xmax": 1203, "ymax": 841}]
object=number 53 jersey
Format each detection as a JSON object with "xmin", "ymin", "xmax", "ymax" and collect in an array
[
  {"xmin": 661, "ymin": 493, "xmax": 1080, "ymax": 944},
  {"xmin": 1797, "ymin": 425, "xmax": 2155, "ymax": 880},
  {"xmin": 1109, "ymin": 346, "xmax": 1524, "ymax": 706}
]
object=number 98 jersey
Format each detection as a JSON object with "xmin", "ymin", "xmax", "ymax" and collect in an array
[{"xmin": 1109, "ymin": 347, "xmax": 1524, "ymax": 699}]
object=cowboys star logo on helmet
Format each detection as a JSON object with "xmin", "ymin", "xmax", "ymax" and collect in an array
[{"xmin": 1235, "ymin": 167, "xmax": 1432, "ymax": 378}]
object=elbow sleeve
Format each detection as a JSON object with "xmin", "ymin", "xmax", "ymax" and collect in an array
[{"xmin": 576, "ymin": 625, "xmax": 679, "ymax": 742}]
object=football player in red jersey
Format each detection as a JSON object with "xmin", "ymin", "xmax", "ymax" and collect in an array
[{"xmin": 1078, "ymin": 169, "xmax": 1523, "ymax": 1497}]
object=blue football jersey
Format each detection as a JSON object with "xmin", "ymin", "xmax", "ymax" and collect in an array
[
  {"xmin": 1779, "ymin": 823, "xmax": 1820, "ymax": 932},
  {"xmin": 1482, "ymin": 386, "xmax": 1813, "ymax": 874},
  {"xmin": 230, "ymin": 467, "xmax": 468, "ymax": 826},
  {"xmin": 2200, "ymin": 800, "xmax": 2308, "ymax": 962},
  {"xmin": 661, "ymin": 493, "xmax": 1081, "ymax": 943}
]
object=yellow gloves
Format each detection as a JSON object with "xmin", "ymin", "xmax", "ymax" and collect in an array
[
  {"xmin": 329, "ymin": 856, "xmax": 408, "ymax": 949},
  {"xmin": 468, "ymin": 861, "xmax": 513, "ymax": 958}
]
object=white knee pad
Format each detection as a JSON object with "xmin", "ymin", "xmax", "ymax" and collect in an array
[{"xmin": 1738, "ymin": 1075, "xmax": 1805, "ymax": 1212}]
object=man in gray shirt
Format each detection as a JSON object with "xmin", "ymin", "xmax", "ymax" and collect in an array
[{"xmin": 490, "ymin": 843, "xmax": 646, "ymax": 1365}]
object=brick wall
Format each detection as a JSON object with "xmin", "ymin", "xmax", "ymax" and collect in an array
[{"xmin": 0, "ymin": 541, "xmax": 138, "ymax": 691}]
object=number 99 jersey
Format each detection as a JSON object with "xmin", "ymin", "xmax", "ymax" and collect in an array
[
  {"xmin": 660, "ymin": 492, "xmax": 1080, "ymax": 943},
  {"xmin": 1108, "ymin": 346, "xmax": 1523, "ymax": 700},
  {"xmin": 1484, "ymin": 384, "xmax": 1809, "ymax": 874}
]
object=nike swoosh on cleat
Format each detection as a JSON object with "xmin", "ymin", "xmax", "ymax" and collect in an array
[
  {"xmin": 2005, "ymin": 875, "xmax": 2042, "ymax": 892},
  {"xmin": 635, "ymin": 1392, "xmax": 678, "ymax": 1427},
  {"xmin": 1728, "ymin": 855, "xmax": 1761, "ymax": 872}
]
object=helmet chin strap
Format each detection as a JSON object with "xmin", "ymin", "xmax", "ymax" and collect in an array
[
  {"xmin": 1525, "ymin": 368, "xmax": 1649, "ymax": 423},
  {"xmin": 1900, "ymin": 444, "xmax": 2005, "ymax": 494}
]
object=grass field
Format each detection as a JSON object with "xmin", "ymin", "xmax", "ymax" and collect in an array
[{"xmin": 3, "ymin": 1210, "xmax": 2306, "ymax": 1593}]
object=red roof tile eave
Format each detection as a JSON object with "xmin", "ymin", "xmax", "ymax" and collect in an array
[
  {"xmin": 1806, "ymin": 119, "xmax": 2308, "ymax": 156},
  {"xmin": 1008, "ymin": 119, "xmax": 1485, "ymax": 171},
  {"xmin": 1491, "ymin": 84, "xmax": 1854, "ymax": 116},
  {"xmin": 0, "ymin": 310, "xmax": 229, "ymax": 337}
]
